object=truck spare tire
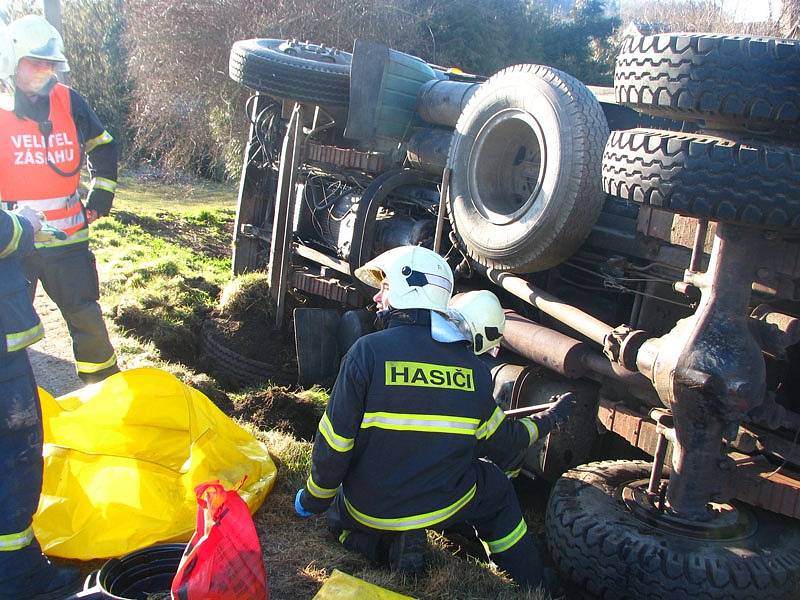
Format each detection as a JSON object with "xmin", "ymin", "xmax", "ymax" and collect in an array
[
  {"xmin": 603, "ymin": 128, "xmax": 800, "ymax": 230},
  {"xmin": 615, "ymin": 33, "xmax": 800, "ymax": 139},
  {"xmin": 229, "ymin": 38, "xmax": 352, "ymax": 108},
  {"xmin": 447, "ymin": 64, "xmax": 609, "ymax": 273}
]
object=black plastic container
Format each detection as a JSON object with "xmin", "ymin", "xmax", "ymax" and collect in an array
[{"xmin": 65, "ymin": 543, "xmax": 184, "ymax": 599}]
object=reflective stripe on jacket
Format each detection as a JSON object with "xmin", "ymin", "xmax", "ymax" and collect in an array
[
  {"xmin": 0, "ymin": 525, "xmax": 34, "ymax": 551},
  {"xmin": 0, "ymin": 211, "xmax": 43, "ymax": 354},
  {"xmin": 305, "ymin": 309, "xmax": 533, "ymax": 530}
]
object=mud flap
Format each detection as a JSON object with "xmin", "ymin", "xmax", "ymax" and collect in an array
[
  {"xmin": 294, "ymin": 308, "xmax": 342, "ymax": 387},
  {"xmin": 337, "ymin": 309, "xmax": 376, "ymax": 356}
]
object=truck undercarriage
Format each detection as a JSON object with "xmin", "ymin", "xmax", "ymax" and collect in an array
[{"xmin": 229, "ymin": 32, "xmax": 800, "ymax": 599}]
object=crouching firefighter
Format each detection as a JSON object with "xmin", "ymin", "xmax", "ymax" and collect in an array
[
  {"xmin": 0, "ymin": 15, "xmax": 118, "ymax": 383},
  {"xmin": 294, "ymin": 246, "xmax": 575, "ymax": 592}
]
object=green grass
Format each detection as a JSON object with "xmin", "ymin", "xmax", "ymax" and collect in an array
[
  {"xmin": 89, "ymin": 174, "xmax": 235, "ymax": 365},
  {"xmin": 113, "ymin": 173, "xmax": 237, "ymax": 212},
  {"xmin": 297, "ymin": 386, "xmax": 331, "ymax": 409}
]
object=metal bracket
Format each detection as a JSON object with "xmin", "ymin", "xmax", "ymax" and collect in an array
[
  {"xmin": 268, "ymin": 103, "xmax": 305, "ymax": 329},
  {"xmin": 602, "ymin": 325, "xmax": 648, "ymax": 371},
  {"xmin": 240, "ymin": 223, "xmax": 272, "ymax": 242}
]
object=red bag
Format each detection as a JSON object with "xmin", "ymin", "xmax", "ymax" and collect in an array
[{"xmin": 171, "ymin": 480, "xmax": 269, "ymax": 600}]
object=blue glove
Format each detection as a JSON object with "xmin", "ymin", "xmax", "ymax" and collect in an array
[{"xmin": 295, "ymin": 489, "xmax": 313, "ymax": 518}]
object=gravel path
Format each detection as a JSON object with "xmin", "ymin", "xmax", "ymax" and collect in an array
[{"xmin": 27, "ymin": 287, "xmax": 84, "ymax": 398}]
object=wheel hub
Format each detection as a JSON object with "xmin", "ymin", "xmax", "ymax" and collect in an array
[
  {"xmin": 279, "ymin": 39, "xmax": 344, "ymax": 64},
  {"xmin": 619, "ymin": 479, "xmax": 756, "ymax": 541},
  {"xmin": 468, "ymin": 108, "xmax": 546, "ymax": 226}
]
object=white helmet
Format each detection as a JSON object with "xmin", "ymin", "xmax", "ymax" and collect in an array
[
  {"xmin": 0, "ymin": 23, "xmax": 14, "ymax": 80},
  {"xmin": 0, "ymin": 23, "xmax": 15, "ymax": 109},
  {"xmin": 8, "ymin": 15, "xmax": 69, "ymax": 72},
  {"xmin": 448, "ymin": 290, "xmax": 505, "ymax": 355},
  {"xmin": 355, "ymin": 245, "xmax": 453, "ymax": 312}
]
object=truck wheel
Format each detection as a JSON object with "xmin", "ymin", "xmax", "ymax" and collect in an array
[
  {"xmin": 447, "ymin": 64, "xmax": 609, "ymax": 273},
  {"xmin": 603, "ymin": 128, "xmax": 800, "ymax": 230},
  {"xmin": 615, "ymin": 33, "xmax": 800, "ymax": 138},
  {"xmin": 546, "ymin": 460, "xmax": 800, "ymax": 600},
  {"xmin": 229, "ymin": 39, "xmax": 352, "ymax": 107},
  {"xmin": 200, "ymin": 321, "xmax": 290, "ymax": 387}
]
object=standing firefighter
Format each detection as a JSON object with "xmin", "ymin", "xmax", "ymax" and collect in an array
[
  {"xmin": 0, "ymin": 23, "xmax": 80, "ymax": 600},
  {"xmin": 295, "ymin": 245, "xmax": 574, "ymax": 591},
  {"xmin": 0, "ymin": 14, "xmax": 118, "ymax": 383}
]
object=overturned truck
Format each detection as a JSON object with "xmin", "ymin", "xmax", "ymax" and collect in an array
[{"xmin": 228, "ymin": 33, "xmax": 800, "ymax": 599}]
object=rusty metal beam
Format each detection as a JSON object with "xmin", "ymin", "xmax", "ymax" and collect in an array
[
  {"xmin": 306, "ymin": 143, "xmax": 386, "ymax": 174},
  {"xmin": 290, "ymin": 270, "xmax": 363, "ymax": 307},
  {"xmin": 433, "ymin": 167, "xmax": 450, "ymax": 254},
  {"xmin": 477, "ymin": 265, "xmax": 616, "ymax": 346},
  {"xmin": 598, "ymin": 398, "xmax": 800, "ymax": 521},
  {"xmin": 501, "ymin": 311, "xmax": 654, "ymax": 391}
]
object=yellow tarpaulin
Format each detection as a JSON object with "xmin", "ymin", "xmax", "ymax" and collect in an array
[
  {"xmin": 33, "ymin": 367, "xmax": 277, "ymax": 560},
  {"xmin": 313, "ymin": 570, "xmax": 416, "ymax": 600}
]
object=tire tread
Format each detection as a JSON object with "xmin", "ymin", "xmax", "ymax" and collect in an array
[
  {"xmin": 615, "ymin": 33, "xmax": 800, "ymax": 137},
  {"xmin": 602, "ymin": 128, "xmax": 800, "ymax": 229},
  {"xmin": 546, "ymin": 460, "xmax": 800, "ymax": 600},
  {"xmin": 448, "ymin": 63, "xmax": 609, "ymax": 273},
  {"xmin": 229, "ymin": 39, "xmax": 351, "ymax": 107}
]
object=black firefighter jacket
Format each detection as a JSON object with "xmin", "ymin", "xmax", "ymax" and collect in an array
[
  {"xmin": 300, "ymin": 309, "xmax": 539, "ymax": 531},
  {"xmin": 0, "ymin": 210, "xmax": 43, "ymax": 355}
]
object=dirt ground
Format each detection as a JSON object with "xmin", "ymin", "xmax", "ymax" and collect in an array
[
  {"xmin": 232, "ymin": 388, "xmax": 322, "ymax": 441},
  {"xmin": 28, "ymin": 288, "xmax": 85, "ymax": 398}
]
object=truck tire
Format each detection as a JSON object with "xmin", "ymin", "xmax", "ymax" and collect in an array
[
  {"xmin": 546, "ymin": 460, "xmax": 800, "ymax": 600},
  {"xmin": 229, "ymin": 39, "xmax": 352, "ymax": 107},
  {"xmin": 200, "ymin": 321, "xmax": 289, "ymax": 387},
  {"xmin": 615, "ymin": 33, "xmax": 800, "ymax": 138},
  {"xmin": 603, "ymin": 128, "xmax": 800, "ymax": 230},
  {"xmin": 447, "ymin": 64, "xmax": 609, "ymax": 273}
]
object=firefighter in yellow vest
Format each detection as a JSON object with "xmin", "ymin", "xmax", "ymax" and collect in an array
[{"xmin": 1, "ymin": 15, "xmax": 119, "ymax": 383}]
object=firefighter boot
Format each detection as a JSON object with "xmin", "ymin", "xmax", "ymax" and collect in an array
[
  {"xmin": 490, "ymin": 533, "xmax": 546, "ymax": 591},
  {"xmin": 0, "ymin": 543, "xmax": 81, "ymax": 600},
  {"xmin": 327, "ymin": 502, "xmax": 391, "ymax": 566},
  {"xmin": 388, "ymin": 529, "xmax": 427, "ymax": 574}
]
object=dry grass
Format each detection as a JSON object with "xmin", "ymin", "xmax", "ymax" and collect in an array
[
  {"xmin": 218, "ymin": 272, "xmax": 275, "ymax": 321},
  {"xmin": 252, "ymin": 430, "xmax": 551, "ymax": 600}
]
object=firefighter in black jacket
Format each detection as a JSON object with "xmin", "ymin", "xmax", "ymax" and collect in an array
[
  {"xmin": 0, "ymin": 25, "xmax": 81, "ymax": 599},
  {"xmin": 1, "ymin": 15, "xmax": 119, "ymax": 383},
  {"xmin": 295, "ymin": 246, "xmax": 575, "ymax": 590}
]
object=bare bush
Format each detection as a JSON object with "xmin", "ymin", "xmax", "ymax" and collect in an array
[
  {"xmin": 782, "ymin": 0, "xmax": 800, "ymax": 37},
  {"xmin": 125, "ymin": 0, "xmax": 618, "ymax": 180},
  {"xmin": 619, "ymin": 0, "xmax": 782, "ymax": 36}
]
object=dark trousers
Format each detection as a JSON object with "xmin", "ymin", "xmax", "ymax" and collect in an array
[
  {"xmin": 0, "ymin": 350, "xmax": 47, "ymax": 592},
  {"xmin": 328, "ymin": 460, "xmax": 544, "ymax": 589},
  {"xmin": 23, "ymin": 242, "xmax": 118, "ymax": 382}
]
